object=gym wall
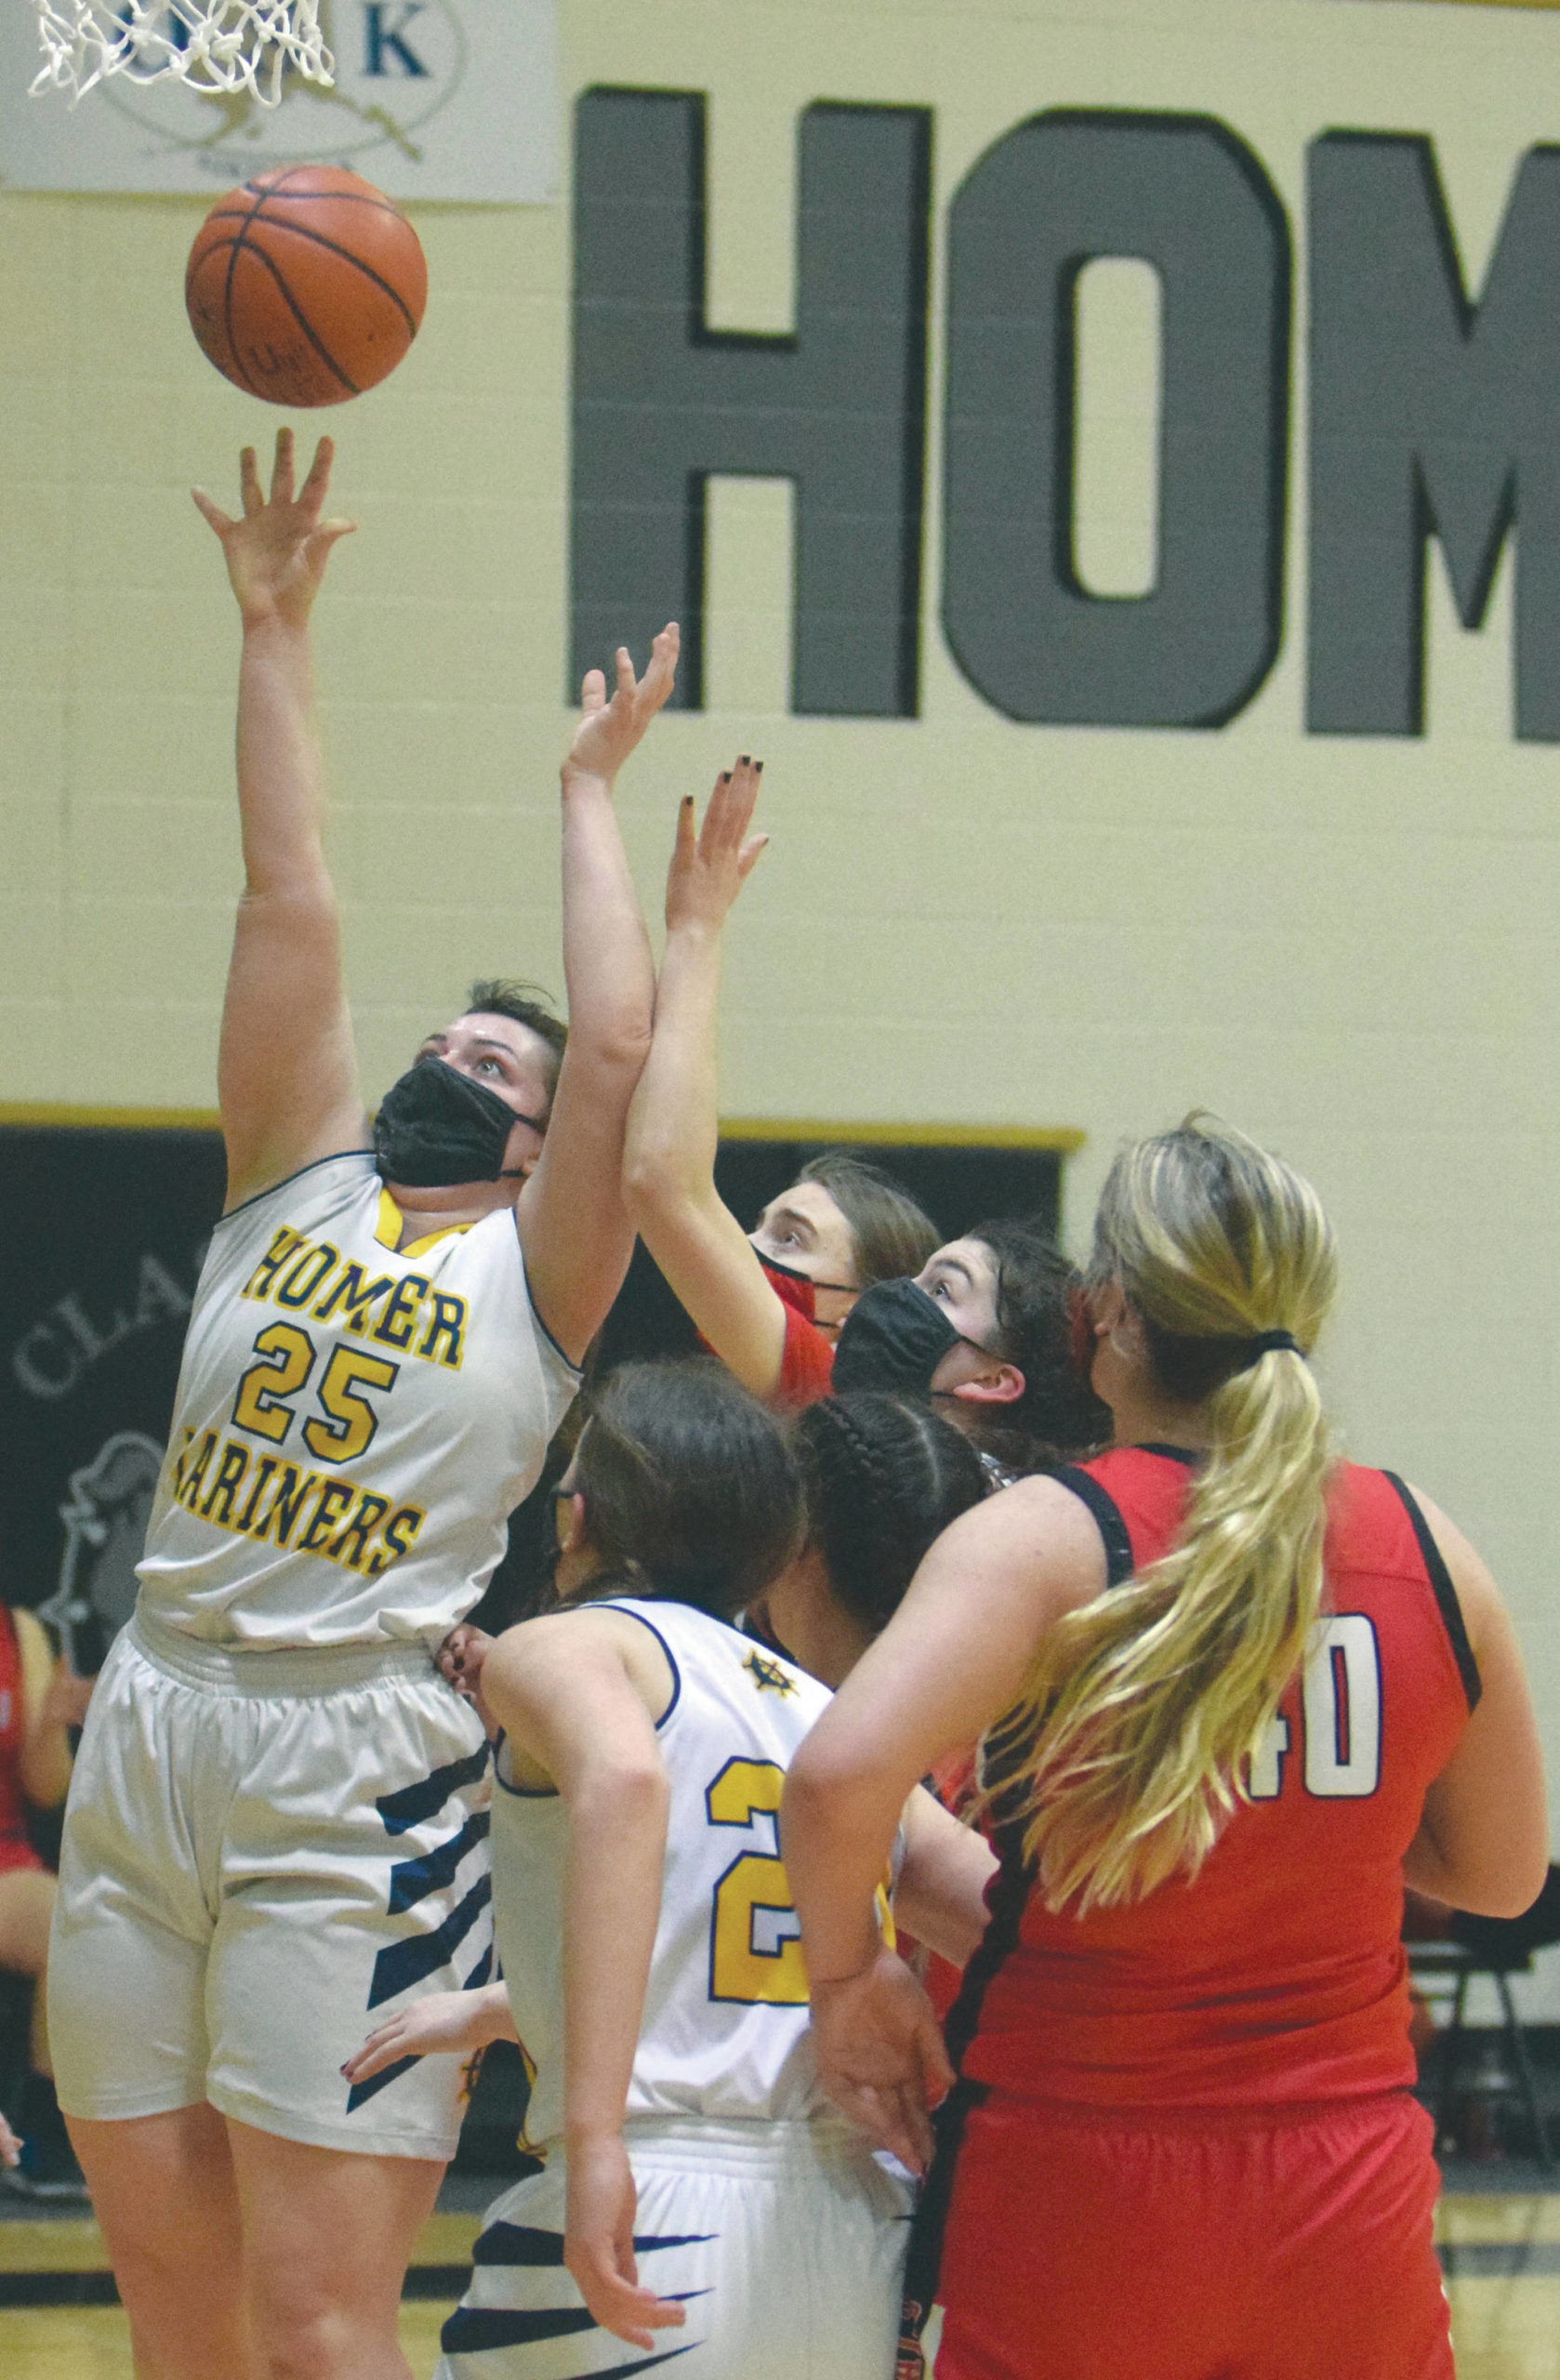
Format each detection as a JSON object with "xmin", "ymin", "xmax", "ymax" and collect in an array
[{"xmin": 2, "ymin": 0, "xmax": 1558, "ymax": 2001}]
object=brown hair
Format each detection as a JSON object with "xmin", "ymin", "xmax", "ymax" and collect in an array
[
  {"xmin": 969, "ymin": 1217, "xmax": 1110, "ymax": 1474},
  {"xmin": 570, "ymin": 1358, "xmax": 805, "ymax": 1620},
  {"xmin": 465, "ymin": 979, "xmax": 568, "ymax": 1113},
  {"xmin": 797, "ymin": 1151, "xmax": 940, "ymax": 1288}
]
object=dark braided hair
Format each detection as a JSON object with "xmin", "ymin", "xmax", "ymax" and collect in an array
[
  {"xmin": 571, "ymin": 1359, "xmax": 805, "ymax": 1620},
  {"xmin": 792, "ymin": 1394, "xmax": 985, "ymax": 1637}
]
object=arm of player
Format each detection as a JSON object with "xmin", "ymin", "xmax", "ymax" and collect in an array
[
  {"xmin": 1399, "ymin": 1489, "xmax": 1549, "ymax": 1918},
  {"xmin": 192, "ymin": 430, "xmax": 364, "ymax": 1210},
  {"xmin": 783, "ymin": 1477, "xmax": 1105, "ymax": 2165},
  {"xmin": 342, "ymin": 1982, "xmax": 520, "ymax": 2085},
  {"xmin": 621, "ymin": 761, "xmax": 793, "ymax": 1400},
  {"xmin": 14, "ymin": 1607, "xmax": 89, "ymax": 1812},
  {"xmin": 515, "ymin": 633, "xmax": 678, "ymax": 1367},
  {"xmin": 892, "ymin": 1784, "xmax": 998, "ymax": 1970},
  {"xmin": 482, "ymin": 1614, "xmax": 688, "ymax": 2354}
]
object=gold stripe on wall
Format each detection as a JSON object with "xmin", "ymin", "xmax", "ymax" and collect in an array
[
  {"xmin": 0, "ymin": 1104, "xmax": 223, "ymax": 1130},
  {"xmin": 0, "ymin": 1107, "xmax": 1086, "ymax": 1153},
  {"xmin": 720, "ymin": 1118, "xmax": 1086, "ymax": 1151},
  {"xmin": 1399, "ymin": 1, "xmax": 1560, "ymax": 9}
]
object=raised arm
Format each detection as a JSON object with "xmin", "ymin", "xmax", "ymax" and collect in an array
[
  {"xmin": 1400, "ymin": 1492, "xmax": 1549, "ymax": 1917},
  {"xmin": 621, "ymin": 760, "xmax": 793, "ymax": 1398},
  {"xmin": 482, "ymin": 1614, "xmax": 687, "ymax": 2353},
  {"xmin": 515, "ymin": 635, "xmax": 678, "ymax": 1365},
  {"xmin": 192, "ymin": 431, "xmax": 363, "ymax": 1210}
]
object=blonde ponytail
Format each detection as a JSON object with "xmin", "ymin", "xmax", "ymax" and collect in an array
[{"xmin": 990, "ymin": 1117, "xmax": 1339, "ymax": 1914}]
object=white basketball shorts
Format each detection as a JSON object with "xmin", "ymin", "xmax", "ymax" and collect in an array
[
  {"xmin": 49, "ymin": 1608, "xmax": 493, "ymax": 2161},
  {"xmin": 434, "ymin": 2114, "xmax": 912, "ymax": 2380}
]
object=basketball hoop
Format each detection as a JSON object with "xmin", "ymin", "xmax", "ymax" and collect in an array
[{"xmin": 30, "ymin": 1, "xmax": 335, "ymax": 107}]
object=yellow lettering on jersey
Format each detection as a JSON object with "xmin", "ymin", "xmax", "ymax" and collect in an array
[
  {"xmin": 185, "ymin": 1431, "xmax": 424, "ymax": 1576},
  {"xmin": 200, "ymin": 1440, "xmax": 251, "ymax": 1525},
  {"xmin": 416, "ymin": 1292, "xmax": 467, "ymax": 1370},
  {"xmin": 706, "ymin": 1757, "xmax": 810, "ymax": 2006},
  {"xmin": 299, "ymin": 1478, "xmax": 355, "ymax": 1554},
  {"xmin": 253, "ymin": 1462, "xmax": 324, "ymax": 1548},
  {"xmin": 366, "ymin": 1503, "xmax": 426, "ymax": 1575},
  {"xmin": 179, "ymin": 1430, "xmax": 219, "ymax": 1511},
  {"xmin": 329, "ymin": 1490, "xmax": 391, "ymax": 1572},
  {"xmin": 274, "ymin": 1242, "xmax": 340, "ymax": 1310},
  {"xmin": 372, "ymin": 1275, "xmax": 429, "ymax": 1351},
  {"xmin": 240, "ymin": 1228, "xmax": 468, "ymax": 1373},
  {"xmin": 243, "ymin": 1227, "xmax": 307, "ymax": 1302},
  {"xmin": 234, "ymin": 1455, "xmax": 281, "ymax": 1533},
  {"xmin": 311, "ymin": 1262, "xmax": 397, "ymax": 1334}
]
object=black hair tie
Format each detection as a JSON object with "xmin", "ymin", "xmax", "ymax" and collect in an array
[{"xmin": 1247, "ymin": 1329, "xmax": 1303, "ymax": 1360}]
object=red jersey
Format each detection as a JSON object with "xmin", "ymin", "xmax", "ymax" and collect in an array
[
  {"xmin": 0, "ymin": 1606, "xmax": 43, "ymax": 1874},
  {"xmin": 955, "ymin": 1447, "xmax": 1478, "ymax": 2109}
]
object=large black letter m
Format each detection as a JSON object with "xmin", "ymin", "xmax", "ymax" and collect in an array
[
  {"xmin": 1309, "ymin": 135, "xmax": 1560, "ymax": 742},
  {"xmin": 570, "ymin": 90, "xmax": 932, "ymax": 714}
]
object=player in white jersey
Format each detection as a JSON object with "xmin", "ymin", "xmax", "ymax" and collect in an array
[
  {"xmin": 348, "ymin": 1366, "xmax": 995, "ymax": 2380},
  {"xmin": 48, "ymin": 430, "xmax": 682, "ymax": 2380}
]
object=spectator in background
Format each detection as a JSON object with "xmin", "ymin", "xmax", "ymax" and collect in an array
[{"xmin": 0, "ymin": 1599, "xmax": 92, "ymax": 2199}]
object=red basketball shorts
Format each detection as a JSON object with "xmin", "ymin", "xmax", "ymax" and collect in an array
[{"xmin": 932, "ymin": 2088, "xmax": 1451, "ymax": 2380}]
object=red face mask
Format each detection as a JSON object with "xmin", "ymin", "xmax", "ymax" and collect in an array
[{"xmin": 758, "ymin": 1256, "xmax": 819, "ymax": 1323}]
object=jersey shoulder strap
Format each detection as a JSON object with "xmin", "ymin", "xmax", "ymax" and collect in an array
[
  {"xmin": 1376, "ymin": 1469, "xmax": 1482, "ymax": 1712},
  {"xmin": 1051, "ymin": 1444, "xmax": 1198, "ymax": 1588}
]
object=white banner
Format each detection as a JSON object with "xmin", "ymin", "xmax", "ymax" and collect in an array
[{"xmin": 0, "ymin": 0, "xmax": 558, "ymax": 199}]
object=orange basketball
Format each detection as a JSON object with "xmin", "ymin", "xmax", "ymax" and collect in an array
[{"xmin": 185, "ymin": 165, "xmax": 428, "ymax": 408}]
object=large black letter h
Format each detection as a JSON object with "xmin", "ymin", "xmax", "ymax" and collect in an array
[{"xmin": 571, "ymin": 89, "xmax": 932, "ymax": 716}]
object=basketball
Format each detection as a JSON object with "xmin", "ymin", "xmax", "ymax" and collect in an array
[{"xmin": 184, "ymin": 165, "xmax": 428, "ymax": 409}]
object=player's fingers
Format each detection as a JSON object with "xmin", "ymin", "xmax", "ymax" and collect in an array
[
  {"xmin": 237, "ymin": 445, "xmax": 263, "ymax": 516},
  {"xmin": 298, "ymin": 433, "xmax": 335, "ymax": 509},
  {"xmin": 724, "ymin": 755, "xmax": 763, "ymax": 838},
  {"xmin": 613, "ymin": 646, "xmax": 637, "ymax": 703},
  {"xmin": 271, "ymin": 425, "xmax": 296, "ymax": 507},
  {"xmin": 578, "ymin": 667, "xmax": 606, "ymax": 716},
  {"xmin": 919, "ymin": 2018, "xmax": 957, "ymax": 2107},
  {"xmin": 191, "ymin": 488, "xmax": 235, "ymax": 536},
  {"xmin": 641, "ymin": 621, "xmax": 681, "ymax": 707},
  {"xmin": 341, "ymin": 2025, "xmax": 401, "ymax": 2082}
]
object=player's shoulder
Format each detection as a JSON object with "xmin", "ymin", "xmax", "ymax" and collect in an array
[
  {"xmin": 212, "ymin": 1149, "xmax": 378, "ymax": 1243},
  {"xmin": 622, "ymin": 1602, "xmax": 829, "ymax": 1717}
]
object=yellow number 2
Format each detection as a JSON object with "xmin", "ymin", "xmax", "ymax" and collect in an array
[{"xmin": 706, "ymin": 1757, "xmax": 809, "ymax": 2006}]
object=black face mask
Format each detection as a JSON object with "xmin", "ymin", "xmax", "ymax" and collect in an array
[
  {"xmin": 373, "ymin": 1058, "xmax": 544, "ymax": 1189},
  {"xmin": 830, "ymin": 1276, "xmax": 968, "ymax": 1395}
]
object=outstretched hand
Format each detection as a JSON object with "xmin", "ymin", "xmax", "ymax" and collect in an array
[
  {"xmin": 564, "ymin": 2131, "xmax": 689, "ymax": 2352},
  {"xmin": 192, "ymin": 428, "xmax": 355, "ymax": 630},
  {"xmin": 806, "ymin": 1950, "xmax": 955, "ymax": 2176},
  {"xmin": 664, "ymin": 756, "xmax": 768, "ymax": 937},
  {"xmin": 564, "ymin": 626, "xmax": 680, "ymax": 787}
]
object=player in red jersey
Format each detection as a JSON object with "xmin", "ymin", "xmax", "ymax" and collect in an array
[
  {"xmin": 621, "ymin": 760, "xmax": 937, "ymax": 1405},
  {"xmin": 783, "ymin": 1116, "xmax": 1549, "ymax": 2380}
]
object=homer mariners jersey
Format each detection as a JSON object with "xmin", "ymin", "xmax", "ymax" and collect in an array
[
  {"xmin": 135, "ymin": 1153, "xmax": 579, "ymax": 1649},
  {"xmin": 492, "ymin": 1599, "xmax": 839, "ymax": 2147}
]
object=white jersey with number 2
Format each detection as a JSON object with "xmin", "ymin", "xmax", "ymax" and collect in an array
[
  {"xmin": 136, "ymin": 1152, "xmax": 580, "ymax": 1649},
  {"xmin": 493, "ymin": 1598, "xmax": 839, "ymax": 2147}
]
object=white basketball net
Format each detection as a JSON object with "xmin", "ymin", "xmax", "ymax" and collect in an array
[{"xmin": 31, "ymin": 1, "xmax": 335, "ymax": 106}]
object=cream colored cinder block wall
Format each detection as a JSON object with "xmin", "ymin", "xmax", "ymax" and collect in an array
[{"xmin": 2, "ymin": 0, "xmax": 1558, "ymax": 2001}]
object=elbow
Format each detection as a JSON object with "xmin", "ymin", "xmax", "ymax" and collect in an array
[
  {"xmin": 621, "ymin": 1134, "xmax": 695, "ymax": 1226},
  {"xmin": 1457, "ymin": 1846, "xmax": 1553, "ymax": 1922},
  {"xmin": 576, "ymin": 1756, "xmax": 668, "ymax": 1830}
]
